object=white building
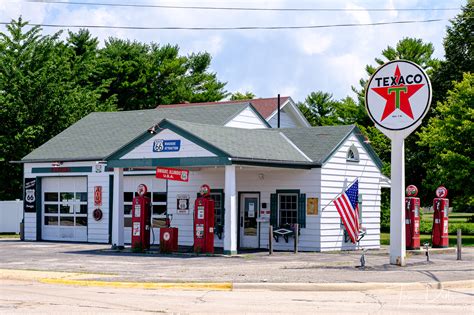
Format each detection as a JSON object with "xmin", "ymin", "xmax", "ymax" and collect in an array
[{"xmin": 19, "ymin": 97, "xmax": 389, "ymax": 254}]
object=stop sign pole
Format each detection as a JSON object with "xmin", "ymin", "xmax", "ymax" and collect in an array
[{"xmin": 365, "ymin": 60, "xmax": 432, "ymax": 266}]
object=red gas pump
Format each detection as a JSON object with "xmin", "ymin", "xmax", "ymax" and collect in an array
[
  {"xmin": 432, "ymin": 186, "xmax": 449, "ymax": 248},
  {"xmin": 193, "ymin": 184, "xmax": 215, "ymax": 254},
  {"xmin": 405, "ymin": 185, "xmax": 420, "ymax": 250},
  {"xmin": 131, "ymin": 184, "xmax": 151, "ymax": 251}
]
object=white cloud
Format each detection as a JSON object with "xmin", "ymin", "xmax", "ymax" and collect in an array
[
  {"xmin": 296, "ymin": 30, "xmax": 333, "ymax": 55},
  {"xmin": 345, "ymin": 2, "xmax": 371, "ymax": 24}
]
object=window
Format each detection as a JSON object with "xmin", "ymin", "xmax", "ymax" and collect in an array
[
  {"xmin": 123, "ymin": 191, "xmax": 168, "ymax": 228},
  {"xmin": 43, "ymin": 190, "xmax": 88, "ymax": 227},
  {"xmin": 278, "ymin": 193, "xmax": 298, "ymax": 226},
  {"xmin": 346, "ymin": 145, "xmax": 360, "ymax": 162},
  {"xmin": 210, "ymin": 191, "xmax": 224, "ymax": 227},
  {"xmin": 197, "ymin": 190, "xmax": 224, "ymax": 228}
]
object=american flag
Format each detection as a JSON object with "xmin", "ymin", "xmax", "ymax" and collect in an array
[{"xmin": 333, "ymin": 179, "xmax": 360, "ymax": 243}]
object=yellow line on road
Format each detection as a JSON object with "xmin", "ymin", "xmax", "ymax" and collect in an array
[{"xmin": 39, "ymin": 278, "xmax": 233, "ymax": 291}]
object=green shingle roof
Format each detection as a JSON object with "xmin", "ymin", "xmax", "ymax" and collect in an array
[
  {"xmin": 22, "ymin": 103, "xmax": 249, "ymax": 162},
  {"xmin": 22, "ymin": 105, "xmax": 381, "ymax": 170},
  {"xmin": 166, "ymin": 119, "xmax": 310, "ymax": 163}
]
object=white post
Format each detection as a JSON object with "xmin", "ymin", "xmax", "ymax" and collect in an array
[
  {"xmin": 224, "ymin": 165, "xmax": 237, "ymax": 255},
  {"xmin": 112, "ymin": 168, "xmax": 124, "ymax": 249},
  {"xmin": 389, "ymin": 137, "xmax": 406, "ymax": 266}
]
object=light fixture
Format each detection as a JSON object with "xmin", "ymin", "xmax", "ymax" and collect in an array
[
  {"xmin": 51, "ymin": 162, "xmax": 63, "ymax": 167},
  {"xmin": 258, "ymin": 173, "xmax": 264, "ymax": 180}
]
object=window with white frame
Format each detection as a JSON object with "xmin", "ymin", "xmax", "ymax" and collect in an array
[
  {"xmin": 278, "ymin": 193, "xmax": 298, "ymax": 226},
  {"xmin": 346, "ymin": 144, "xmax": 360, "ymax": 162},
  {"xmin": 43, "ymin": 191, "xmax": 88, "ymax": 227},
  {"xmin": 123, "ymin": 190, "xmax": 167, "ymax": 228}
]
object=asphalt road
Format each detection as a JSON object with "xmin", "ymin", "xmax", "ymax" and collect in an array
[{"xmin": 1, "ymin": 279, "xmax": 472, "ymax": 314}]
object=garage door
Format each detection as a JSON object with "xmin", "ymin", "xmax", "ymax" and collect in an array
[{"xmin": 42, "ymin": 177, "xmax": 88, "ymax": 242}]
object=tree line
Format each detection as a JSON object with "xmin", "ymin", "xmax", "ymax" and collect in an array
[{"xmin": 0, "ymin": 2, "xmax": 472, "ymax": 213}]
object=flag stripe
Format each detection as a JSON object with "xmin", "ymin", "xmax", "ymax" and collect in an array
[
  {"xmin": 333, "ymin": 179, "xmax": 360, "ymax": 244},
  {"xmin": 334, "ymin": 195, "xmax": 357, "ymax": 242}
]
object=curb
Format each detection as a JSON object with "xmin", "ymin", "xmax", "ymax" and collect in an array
[
  {"xmin": 39, "ymin": 278, "xmax": 232, "ymax": 291},
  {"xmin": 233, "ymin": 280, "xmax": 474, "ymax": 291}
]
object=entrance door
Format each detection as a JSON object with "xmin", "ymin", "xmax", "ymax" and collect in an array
[{"xmin": 239, "ymin": 193, "xmax": 259, "ymax": 248}]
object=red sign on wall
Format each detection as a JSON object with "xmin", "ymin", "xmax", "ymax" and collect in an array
[
  {"xmin": 94, "ymin": 186, "xmax": 102, "ymax": 206},
  {"xmin": 156, "ymin": 167, "xmax": 189, "ymax": 182}
]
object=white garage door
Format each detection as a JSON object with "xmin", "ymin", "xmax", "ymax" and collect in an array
[{"xmin": 42, "ymin": 177, "xmax": 88, "ymax": 242}]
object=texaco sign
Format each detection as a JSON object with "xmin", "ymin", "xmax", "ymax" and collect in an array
[{"xmin": 365, "ymin": 60, "xmax": 432, "ymax": 132}]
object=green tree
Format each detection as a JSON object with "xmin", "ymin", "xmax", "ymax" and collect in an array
[
  {"xmin": 0, "ymin": 18, "xmax": 115, "ymax": 200},
  {"xmin": 431, "ymin": 1, "xmax": 474, "ymax": 105},
  {"xmin": 299, "ymin": 92, "xmax": 366, "ymax": 127},
  {"xmin": 352, "ymin": 38, "xmax": 437, "ymax": 204},
  {"xmin": 97, "ymin": 39, "xmax": 228, "ymax": 111},
  {"xmin": 353, "ymin": 37, "xmax": 436, "ymax": 107},
  {"xmin": 230, "ymin": 91, "xmax": 255, "ymax": 100},
  {"xmin": 418, "ymin": 73, "xmax": 474, "ymax": 211}
]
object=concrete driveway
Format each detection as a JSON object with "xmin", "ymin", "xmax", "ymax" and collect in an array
[{"xmin": 1, "ymin": 239, "xmax": 472, "ymax": 285}]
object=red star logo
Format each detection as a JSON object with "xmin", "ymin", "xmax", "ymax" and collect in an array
[{"xmin": 371, "ymin": 66, "xmax": 424, "ymax": 121}]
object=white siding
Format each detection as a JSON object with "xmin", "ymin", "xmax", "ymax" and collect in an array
[
  {"xmin": 319, "ymin": 134, "xmax": 383, "ymax": 251},
  {"xmin": 268, "ymin": 109, "xmax": 298, "ymax": 128},
  {"xmin": 23, "ymin": 161, "xmax": 110, "ymax": 243},
  {"xmin": 88, "ymin": 172, "xmax": 110, "ymax": 243},
  {"xmin": 121, "ymin": 129, "xmax": 216, "ymax": 160},
  {"xmin": 225, "ymin": 107, "xmax": 268, "ymax": 129}
]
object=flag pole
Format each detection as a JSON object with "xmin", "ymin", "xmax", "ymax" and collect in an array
[{"xmin": 320, "ymin": 177, "xmax": 359, "ymax": 212}]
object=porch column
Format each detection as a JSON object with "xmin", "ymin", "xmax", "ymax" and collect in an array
[
  {"xmin": 224, "ymin": 165, "xmax": 237, "ymax": 255},
  {"xmin": 112, "ymin": 167, "xmax": 124, "ymax": 249}
]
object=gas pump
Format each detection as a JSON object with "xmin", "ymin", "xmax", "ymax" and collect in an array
[
  {"xmin": 160, "ymin": 214, "xmax": 178, "ymax": 253},
  {"xmin": 432, "ymin": 186, "xmax": 449, "ymax": 248},
  {"xmin": 193, "ymin": 184, "xmax": 215, "ymax": 254},
  {"xmin": 405, "ymin": 185, "xmax": 420, "ymax": 250},
  {"xmin": 131, "ymin": 184, "xmax": 151, "ymax": 251}
]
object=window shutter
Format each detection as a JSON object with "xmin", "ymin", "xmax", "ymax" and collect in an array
[
  {"xmin": 298, "ymin": 193, "xmax": 306, "ymax": 228},
  {"xmin": 270, "ymin": 193, "xmax": 277, "ymax": 227}
]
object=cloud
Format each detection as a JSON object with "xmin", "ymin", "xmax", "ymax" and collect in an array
[{"xmin": 296, "ymin": 30, "xmax": 333, "ymax": 55}]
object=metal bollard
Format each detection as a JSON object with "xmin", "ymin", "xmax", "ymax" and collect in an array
[
  {"xmin": 424, "ymin": 242, "xmax": 430, "ymax": 262},
  {"xmin": 294, "ymin": 223, "xmax": 299, "ymax": 254},
  {"xmin": 457, "ymin": 229, "xmax": 462, "ymax": 260},
  {"xmin": 269, "ymin": 225, "xmax": 273, "ymax": 255}
]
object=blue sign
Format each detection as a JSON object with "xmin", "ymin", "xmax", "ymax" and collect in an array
[{"xmin": 153, "ymin": 139, "xmax": 181, "ymax": 152}]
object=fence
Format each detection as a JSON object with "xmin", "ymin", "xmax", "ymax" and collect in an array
[{"xmin": 0, "ymin": 200, "xmax": 22, "ymax": 233}]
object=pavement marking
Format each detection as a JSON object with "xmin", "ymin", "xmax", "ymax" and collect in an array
[{"xmin": 39, "ymin": 278, "xmax": 233, "ymax": 291}]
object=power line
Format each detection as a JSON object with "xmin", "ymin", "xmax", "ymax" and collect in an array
[
  {"xmin": 0, "ymin": 19, "xmax": 446, "ymax": 31},
  {"xmin": 22, "ymin": 0, "xmax": 463, "ymax": 12}
]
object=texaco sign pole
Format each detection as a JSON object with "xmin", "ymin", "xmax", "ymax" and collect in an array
[{"xmin": 365, "ymin": 60, "xmax": 432, "ymax": 266}]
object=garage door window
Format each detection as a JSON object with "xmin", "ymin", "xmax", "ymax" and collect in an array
[{"xmin": 43, "ymin": 191, "xmax": 88, "ymax": 227}]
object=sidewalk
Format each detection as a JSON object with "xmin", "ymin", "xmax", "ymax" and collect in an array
[{"xmin": 0, "ymin": 239, "xmax": 472, "ymax": 291}]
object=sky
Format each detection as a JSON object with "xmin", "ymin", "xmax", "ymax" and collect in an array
[{"xmin": 0, "ymin": 0, "xmax": 466, "ymax": 103}]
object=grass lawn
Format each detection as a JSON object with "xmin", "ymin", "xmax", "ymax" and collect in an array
[
  {"xmin": 380, "ymin": 232, "xmax": 474, "ymax": 247},
  {"xmin": 0, "ymin": 233, "xmax": 19, "ymax": 239}
]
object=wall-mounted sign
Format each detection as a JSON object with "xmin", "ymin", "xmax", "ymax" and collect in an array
[
  {"xmin": 177, "ymin": 194, "xmax": 190, "ymax": 214},
  {"xmin": 153, "ymin": 139, "xmax": 181, "ymax": 152},
  {"xmin": 156, "ymin": 167, "xmax": 189, "ymax": 182},
  {"xmin": 366, "ymin": 60, "xmax": 431, "ymax": 132},
  {"xmin": 93, "ymin": 208, "xmax": 103, "ymax": 221},
  {"xmin": 24, "ymin": 178, "xmax": 36, "ymax": 213},
  {"xmin": 94, "ymin": 186, "xmax": 102, "ymax": 206},
  {"xmin": 307, "ymin": 198, "xmax": 318, "ymax": 215}
]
